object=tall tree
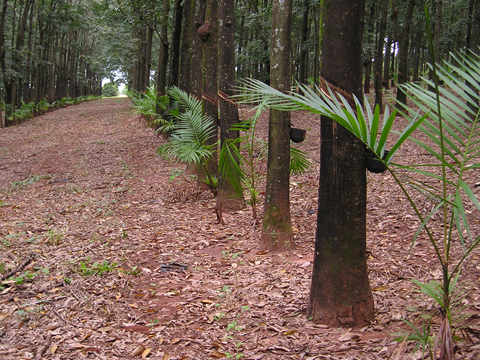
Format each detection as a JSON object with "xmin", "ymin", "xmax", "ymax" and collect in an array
[
  {"xmin": 374, "ymin": 0, "xmax": 388, "ymax": 112},
  {"xmin": 156, "ymin": 0, "xmax": 170, "ymax": 96},
  {"xmin": 169, "ymin": 0, "xmax": 183, "ymax": 88},
  {"xmin": 217, "ymin": 0, "xmax": 244, "ymax": 213},
  {"xmin": 298, "ymin": 0, "xmax": 310, "ymax": 89},
  {"xmin": 261, "ymin": 0, "xmax": 294, "ymax": 251},
  {"xmin": 395, "ymin": 0, "xmax": 415, "ymax": 109},
  {"xmin": 200, "ymin": 0, "xmax": 218, "ymax": 188},
  {"xmin": 308, "ymin": 0, "xmax": 375, "ymax": 326}
]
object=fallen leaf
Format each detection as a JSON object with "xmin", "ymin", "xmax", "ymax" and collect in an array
[
  {"xmin": 372, "ymin": 286, "xmax": 388, "ymax": 292},
  {"xmin": 50, "ymin": 344, "xmax": 58, "ymax": 354},
  {"xmin": 124, "ymin": 325, "xmax": 150, "ymax": 333},
  {"xmin": 142, "ymin": 348, "xmax": 152, "ymax": 358},
  {"xmin": 171, "ymin": 338, "xmax": 181, "ymax": 345},
  {"xmin": 210, "ymin": 350, "xmax": 226, "ymax": 358},
  {"xmin": 130, "ymin": 344, "xmax": 145, "ymax": 356}
]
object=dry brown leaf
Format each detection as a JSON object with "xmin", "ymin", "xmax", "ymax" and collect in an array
[
  {"xmin": 171, "ymin": 338, "xmax": 181, "ymax": 345},
  {"xmin": 210, "ymin": 350, "xmax": 226, "ymax": 358},
  {"xmin": 141, "ymin": 348, "xmax": 152, "ymax": 358},
  {"xmin": 130, "ymin": 344, "xmax": 146, "ymax": 356},
  {"xmin": 162, "ymin": 349, "xmax": 171, "ymax": 360},
  {"xmin": 124, "ymin": 325, "xmax": 150, "ymax": 333}
]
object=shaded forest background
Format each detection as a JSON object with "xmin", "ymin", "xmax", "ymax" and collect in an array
[{"xmin": 1, "ymin": 0, "xmax": 480, "ymax": 126}]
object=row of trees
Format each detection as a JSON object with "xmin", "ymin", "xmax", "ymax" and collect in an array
[
  {"xmin": 0, "ymin": 0, "xmax": 112, "ymax": 117},
  {"xmin": 120, "ymin": 0, "xmax": 480, "ymax": 99},
  {"xmin": 2, "ymin": 0, "xmax": 479, "ymax": 115}
]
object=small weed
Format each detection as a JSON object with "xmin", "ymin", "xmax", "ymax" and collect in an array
[
  {"xmin": 119, "ymin": 265, "xmax": 141, "ymax": 276},
  {"xmin": 1, "ymin": 237, "xmax": 10, "ymax": 248},
  {"xmin": 78, "ymin": 260, "xmax": 117, "ymax": 276},
  {"xmin": 148, "ymin": 318, "xmax": 160, "ymax": 327},
  {"xmin": 70, "ymin": 186, "xmax": 82, "ymax": 194},
  {"xmin": 11, "ymin": 174, "xmax": 50, "ymax": 189},
  {"xmin": 168, "ymin": 168, "xmax": 184, "ymax": 182},
  {"xmin": 35, "ymin": 266, "xmax": 49, "ymax": 275},
  {"xmin": 0, "ymin": 262, "xmax": 5, "ymax": 274},
  {"xmin": 26, "ymin": 235, "xmax": 39, "ymax": 244},
  {"xmin": 0, "ymin": 200, "xmax": 8, "ymax": 207},
  {"xmin": 45, "ymin": 228, "xmax": 64, "ymax": 245},
  {"xmin": 15, "ymin": 270, "xmax": 35, "ymax": 284},
  {"xmin": 96, "ymin": 140, "xmax": 106, "ymax": 145},
  {"xmin": 224, "ymin": 306, "xmax": 250, "ymax": 359},
  {"xmin": 222, "ymin": 250, "xmax": 244, "ymax": 260}
]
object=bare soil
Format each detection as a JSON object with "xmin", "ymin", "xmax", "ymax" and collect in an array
[{"xmin": 0, "ymin": 97, "xmax": 479, "ymax": 360}]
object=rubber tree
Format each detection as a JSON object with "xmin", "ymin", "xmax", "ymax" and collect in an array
[
  {"xmin": 374, "ymin": 0, "xmax": 389, "ymax": 112},
  {"xmin": 217, "ymin": 0, "xmax": 245, "ymax": 214},
  {"xmin": 395, "ymin": 0, "xmax": 416, "ymax": 108},
  {"xmin": 308, "ymin": 0, "xmax": 375, "ymax": 327},
  {"xmin": 261, "ymin": 0, "xmax": 294, "ymax": 251}
]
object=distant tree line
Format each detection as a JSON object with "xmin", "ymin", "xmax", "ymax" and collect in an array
[{"xmin": 1, "ymin": 0, "xmax": 479, "ymax": 114}]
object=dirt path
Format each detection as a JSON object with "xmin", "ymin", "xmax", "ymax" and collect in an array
[{"xmin": 0, "ymin": 97, "xmax": 479, "ymax": 359}]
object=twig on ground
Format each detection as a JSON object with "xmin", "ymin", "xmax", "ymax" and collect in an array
[
  {"xmin": 35, "ymin": 332, "xmax": 52, "ymax": 359},
  {"xmin": 1, "ymin": 253, "xmax": 35, "ymax": 281}
]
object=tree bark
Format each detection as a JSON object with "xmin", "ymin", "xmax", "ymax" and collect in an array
[
  {"xmin": 298, "ymin": 0, "xmax": 310, "ymax": 90},
  {"xmin": 308, "ymin": 0, "xmax": 374, "ymax": 327},
  {"xmin": 179, "ymin": 0, "xmax": 193, "ymax": 93},
  {"xmin": 217, "ymin": 0, "xmax": 245, "ymax": 214},
  {"xmin": 261, "ymin": 0, "xmax": 294, "ymax": 251},
  {"xmin": 169, "ymin": 0, "xmax": 183, "ymax": 88},
  {"xmin": 156, "ymin": 0, "xmax": 170, "ymax": 97},
  {"xmin": 374, "ymin": 0, "xmax": 388, "ymax": 112},
  {"xmin": 200, "ymin": 0, "xmax": 218, "ymax": 190},
  {"xmin": 190, "ymin": 0, "xmax": 206, "ymax": 98},
  {"xmin": 395, "ymin": 0, "xmax": 415, "ymax": 109}
]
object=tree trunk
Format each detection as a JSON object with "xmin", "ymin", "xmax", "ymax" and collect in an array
[
  {"xmin": 261, "ymin": 0, "xmax": 294, "ymax": 251},
  {"xmin": 434, "ymin": 0, "xmax": 443, "ymax": 64},
  {"xmin": 308, "ymin": 0, "xmax": 374, "ymax": 327},
  {"xmin": 363, "ymin": 1, "xmax": 375, "ymax": 94},
  {"xmin": 383, "ymin": 36, "xmax": 391, "ymax": 90},
  {"xmin": 190, "ymin": 0, "xmax": 206, "ymax": 97},
  {"xmin": 169, "ymin": 0, "xmax": 183, "ymax": 88},
  {"xmin": 0, "ymin": 0, "xmax": 10, "ymax": 105},
  {"xmin": 144, "ymin": 25, "xmax": 154, "ymax": 90},
  {"xmin": 395, "ymin": 0, "xmax": 415, "ymax": 109},
  {"xmin": 217, "ymin": 0, "xmax": 245, "ymax": 217},
  {"xmin": 298, "ymin": 0, "xmax": 309, "ymax": 89},
  {"xmin": 200, "ymin": 0, "xmax": 218, "ymax": 190},
  {"xmin": 156, "ymin": 0, "xmax": 170, "ymax": 98},
  {"xmin": 179, "ymin": 0, "xmax": 193, "ymax": 93},
  {"xmin": 374, "ymin": 0, "xmax": 388, "ymax": 112}
]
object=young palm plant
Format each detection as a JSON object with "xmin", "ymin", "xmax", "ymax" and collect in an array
[
  {"xmin": 219, "ymin": 100, "xmax": 311, "ymax": 222},
  {"xmin": 157, "ymin": 86, "xmax": 218, "ymax": 195},
  {"xmin": 236, "ymin": 35, "xmax": 480, "ymax": 357}
]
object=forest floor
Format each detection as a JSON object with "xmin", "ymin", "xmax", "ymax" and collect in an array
[{"xmin": 0, "ymin": 96, "xmax": 479, "ymax": 360}]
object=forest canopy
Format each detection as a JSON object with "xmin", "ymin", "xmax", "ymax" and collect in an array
[{"xmin": 1, "ymin": 0, "xmax": 479, "ymax": 119}]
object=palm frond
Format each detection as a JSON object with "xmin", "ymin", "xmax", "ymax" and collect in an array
[
  {"xmin": 290, "ymin": 147, "xmax": 311, "ymax": 175},
  {"xmin": 157, "ymin": 87, "xmax": 217, "ymax": 169},
  {"xmin": 236, "ymin": 78, "xmax": 425, "ymax": 162}
]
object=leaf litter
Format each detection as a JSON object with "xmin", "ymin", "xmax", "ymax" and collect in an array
[{"xmin": 0, "ymin": 97, "xmax": 479, "ymax": 359}]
